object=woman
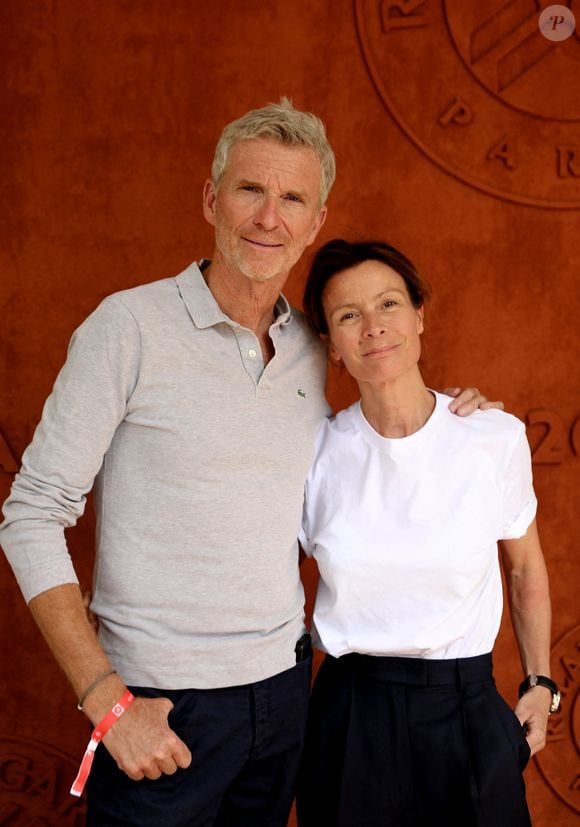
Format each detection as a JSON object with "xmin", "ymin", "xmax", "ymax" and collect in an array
[{"xmin": 297, "ymin": 239, "xmax": 557, "ymax": 827}]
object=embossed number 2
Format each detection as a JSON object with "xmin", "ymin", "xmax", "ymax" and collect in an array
[{"xmin": 526, "ymin": 410, "xmax": 580, "ymax": 464}]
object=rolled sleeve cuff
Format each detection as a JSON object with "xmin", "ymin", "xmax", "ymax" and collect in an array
[{"xmin": 502, "ymin": 493, "xmax": 537, "ymax": 540}]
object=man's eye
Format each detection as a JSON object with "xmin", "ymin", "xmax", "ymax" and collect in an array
[
  {"xmin": 241, "ymin": 185, "xmax": 260, "ymax": 192},
  {"xmin": 285, "ymin": 194, "xmax": 303, "ymax": 203}
]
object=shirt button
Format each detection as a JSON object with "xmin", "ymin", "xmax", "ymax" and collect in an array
[{"xmin": 248, "ymin": 348, "xmax": 257, "ymax": 358}]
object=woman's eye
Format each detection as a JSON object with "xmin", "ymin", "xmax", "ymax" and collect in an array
[
  {"xmin": 340, "ymin": 312, "xmax": 356, "ymax": 321},
  {"xmin": 383, "ymin": 299, "xmax": 397, "ymax": 308}
]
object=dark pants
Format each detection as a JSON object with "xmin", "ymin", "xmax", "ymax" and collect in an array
[
  {"xmin": 297, "ymin": 652, "xmax": 531, "ymax": 827},
  {"xmin": 86, "ymin": 656, "xmax": 311, "ymax": 827}
]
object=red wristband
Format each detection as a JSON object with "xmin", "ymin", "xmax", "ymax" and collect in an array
[{"xmin": 70, "ymin": 689, "xmax": 134, "ymax": 797}]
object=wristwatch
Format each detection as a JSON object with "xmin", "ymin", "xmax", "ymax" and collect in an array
[{"xmin": 518, "ymin": 674, "xmax": 561, "ymax": 713}]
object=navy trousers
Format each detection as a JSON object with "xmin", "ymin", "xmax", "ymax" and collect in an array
[
  {"xmin": 86, "ymin": 657, "xmax": 311, "ymax": 827},
  {"xmin": 297, "ymin": 652, "xmax": 531, "ymax": 827}
]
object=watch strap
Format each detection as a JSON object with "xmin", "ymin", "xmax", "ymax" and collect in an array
[{"xmin": 518, "ymin": 674, "xmax": 560, "ymax": 713}]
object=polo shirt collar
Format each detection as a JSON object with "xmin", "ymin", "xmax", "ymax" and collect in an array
[
  {"xmin": 175, "ymin": 260, "xmax": 293, "ymax": 330},
  {"xmin": 273, "ymin": 293, "xmax": 292, "ymax": 327}
]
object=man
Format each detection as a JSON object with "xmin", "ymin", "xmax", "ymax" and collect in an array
[{"xmin": 0, "ymin": 99, "xmax": 495, "ymax": 826}]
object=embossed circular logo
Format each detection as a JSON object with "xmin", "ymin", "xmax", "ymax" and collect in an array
[
  {"xmin": 355, "ymin": 0, "xmax": 580, "ymax": 208},
  {"xmin": 534, "ymin": 625, "xmax": 580, "ymax": 814},
  {"xmin": 0, "ymin": 736, "xmax": 86, "ymax": 825}
]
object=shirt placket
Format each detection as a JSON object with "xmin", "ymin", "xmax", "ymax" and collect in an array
[{"xmin": 233, "ymin": 327, "xmax": 264, "ymax": 386}]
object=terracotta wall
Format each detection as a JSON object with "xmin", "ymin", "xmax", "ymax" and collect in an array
[{"xmin": 0, "ymin": 2, "xmax": 578, "ymax": 824}]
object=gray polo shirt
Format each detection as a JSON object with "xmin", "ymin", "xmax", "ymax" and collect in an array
[{"xmin": 0, "ymin": 261, "xmax": 330, "ymax": 688}]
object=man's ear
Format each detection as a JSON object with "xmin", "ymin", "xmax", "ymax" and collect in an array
[
  {"xmin": 306, "ymin": 205, "xmax": 328, "ymax": 247},
  {"xmin": 202, "ymin": 179, "xmax": 217, "ymax": 227}
]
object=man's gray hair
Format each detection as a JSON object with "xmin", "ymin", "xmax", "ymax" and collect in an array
[{"xmin": 211, "ymin": 97, "xmax": 336, "ymax": 205}]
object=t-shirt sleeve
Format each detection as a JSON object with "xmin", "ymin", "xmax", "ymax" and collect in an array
[
  {"xmin": 500, "ymin": 421, "xmax": 537, "ymax": 539},
  {"xmin": 0, "ymin": 296, "xmax": 141, "ymax": 602}
]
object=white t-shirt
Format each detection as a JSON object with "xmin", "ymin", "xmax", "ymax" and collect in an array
[{"xmin": 300, "ymin": 392, "xmax": 537, "ymax": 660}]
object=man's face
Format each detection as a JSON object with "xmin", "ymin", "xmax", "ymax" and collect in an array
[{"xmin": 203, "ymin": 138, "xmax": 327, "ymax": 283}]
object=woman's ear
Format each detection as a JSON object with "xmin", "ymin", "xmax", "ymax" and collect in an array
[
  {"xmin": 329, "ymin": 351, "xmax": 343, "ymax": 369},
  {"xmin": 320, "ymin": 333, "xmax": 343, "ymax": 368},
  {"xmin": 417, "ymin": 305, "xmax": 425, "ymax": 335}
]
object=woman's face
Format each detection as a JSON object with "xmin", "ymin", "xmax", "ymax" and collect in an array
[{"xmin": 322, "ymin": 260, "xmax": 424, "ymax": 385}]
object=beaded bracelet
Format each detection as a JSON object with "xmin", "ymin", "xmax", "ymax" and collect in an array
[{"xmin": 77, "ymin": 668, "xmax": 117, "ymax": 711}]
